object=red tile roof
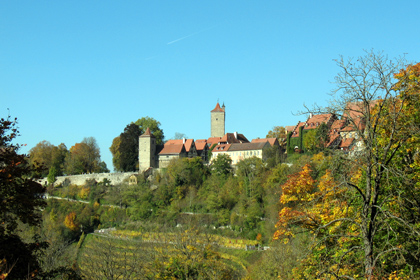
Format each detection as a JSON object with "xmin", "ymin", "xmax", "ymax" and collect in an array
[
  {"xmin": 207, "ymin": 137, "xmax": 221, "ymax": 147},
  {"xmin": 159, "ymin": 143, "xmax": 185, "ymax": 155},
  {"xmin": 165, "ymin": 139, "xmax": 194, "ymax": 152},
  {"xmin": 140, "ymin": 127, "xmax": 155, "ymax": 137},
  {"xmin": 303, "ymin": 114, "xmax": 335, "ymax": 130},
  {"xmin": 340, "ymin": 118, "xmax": 365, "ymax": 132},
  {"xmin": 251, "ymin": 138, "xmax": 278, "ymax": 146},
  {"xmin": 339, "ymin": 138, "xmax": 355, "ymax": 148},
  {"xmin": 291, "ymin": 121, "xmax": 305, "ymax": 138},
  {"xmin": 212, "ymin": 144, "xmax": 231, "ymax": 153},
  {"xmin": 220, "ymin": 132, "xmax": 249, "ymax": 144},
  {"xmin": 326, "ymin": 134, "xmax": 340, "ymax": 147},
  {"xmin": 344, "ymin": 100, "xmax": 381, "ymax": 119},
  {"xmin": 285, "ymin": 126, "xmax": 296, "ymax": 133},
  {"xmin": 195, "ymin": 139, "xmax": 207, "ymax": 151},
  {"xmin": 211, "ymin": 103, "xmax": 225, "ymax": 112}
]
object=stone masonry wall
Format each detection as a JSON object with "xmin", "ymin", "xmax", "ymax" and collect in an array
[{"xmin": 39, "ymin": 172, "xmax": 138, "ymax": 186}]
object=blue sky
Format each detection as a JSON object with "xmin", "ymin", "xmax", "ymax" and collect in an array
[{"xmin": 2, "ymin": 1, "xmax": 419, "ymax": 171}]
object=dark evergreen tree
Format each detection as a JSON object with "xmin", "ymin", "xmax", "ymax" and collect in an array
[{"xmin": 119, "ymin": 123, "xmax": 142, "ymax": 171}]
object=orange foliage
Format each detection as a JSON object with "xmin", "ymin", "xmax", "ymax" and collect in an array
[
  {"xmin": 64, "ymin": 212, "xmax": 80, "ymax": 232},
  {"xmin": 274, "ymin": 163, "xmax": 351, "ymax": 242}
]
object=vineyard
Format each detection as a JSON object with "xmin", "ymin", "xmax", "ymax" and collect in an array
[
  {"xmin": 78, "ymin": 229, "xmax": 257, "ymax": 279},
  {"xmin": 109, "ymin": 229, "xmax": 260, "ymax": 249}
]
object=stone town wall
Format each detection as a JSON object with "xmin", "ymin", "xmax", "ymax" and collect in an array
[{"xmin": 39, "ymin": 172, "xmax": 138, "ymax": 186}]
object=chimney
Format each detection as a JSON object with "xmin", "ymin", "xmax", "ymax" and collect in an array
[
  {"xmin": 234, "ymin": 131, "xmax": 238, "ymax": 139},
  {"xmin": 183, "ymin": 138, "xmax": 186, "ymax": 144}
]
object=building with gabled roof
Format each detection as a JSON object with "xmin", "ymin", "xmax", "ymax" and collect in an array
[
  {"xmin": 219, "ymin": 132, "xmax": 249, "ymax": 144},
  {"xmin": 164, "ymin": 138, "xmax": 197, "ymax": 158},
  {"xmin": 211, "ymin": 142, "xmax": 270, "ymax": 165},
  {"xmin": 251, "ymin": 137, "xmax": 279, "ymax": 147},
  {"xmin": 287, "ymin": 113, "xmax": 337, "ymax": 153},
  {"xmin": 158, "ymin": 143, "xmax": 187, "ymax": 168},
  {"xmin": 195, "ymin": 139, "xmax": 209, "ymax": 162}
]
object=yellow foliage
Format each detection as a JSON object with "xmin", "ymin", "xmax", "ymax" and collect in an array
[
  {"xmin": 79, "ymin": 186, "xmax": 90, "ymax": 199},
  {"xmin": 64, "ymin": 211, "xmax": 80, "ymax": 232}
]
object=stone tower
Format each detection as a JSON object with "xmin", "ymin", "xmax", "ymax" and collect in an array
[
  {"xmin": 211, "ymin": 102, "xmax": 225, "ymax": 137},
  {"xmin": 139, "ymin": 127, "xmax": 156, "ymax": 171}
]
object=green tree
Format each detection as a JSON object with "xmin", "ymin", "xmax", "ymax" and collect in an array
[
  {"xmin": 302, "ymin": 129, "xmax": 317, "ymax": 152},
  {"xmin": 50, "ymin": 143, "xmax": 68, "ymax": 176},
  {"xmin": 134, "ymin": 116, "xmax": 164, "ymax": 145},
  {"xmin": 210, "ymin": 153, "xmax": 233, "ymax": 176},
  {"xmin": 110, "ymin": 117, "xmax": 164, "ymax": 172},
  {"xmin": 303, "ymin": 123, "xmax": 330, "ymax": 153},
  {"xmin": 235, "ymin": 157, "xmax": 266, "ymax": 199},
  {"xmin": 263, "ymin": 144, "xmax": 284, "ymax": 168},
  {"xmin": 0, "ymin": 116, "xmax": 47, "ymax": 279},
  {"xmin": 119, "ymin": 123, "xmax": 142, "ymax": 172}
]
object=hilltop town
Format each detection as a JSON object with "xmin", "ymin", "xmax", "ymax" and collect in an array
[{"xmin": 138, "ymin": 101, "xmax": 366, "ymax": 171}]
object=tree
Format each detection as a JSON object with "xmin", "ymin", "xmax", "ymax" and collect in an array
[
  {"xmin": 65, "ymin": 137, "xmax": 106, "ymax": 174},
  {"xmin": 29, "ymin": 141, "xmax": 68, "ymax": 177},
  {"xmin": 266, "ymin": 126, "xmax": 287, "ymax": 145},
  {"xmin": 28, "ymin": 140, "xmax": 55, "ymax": 177},
  {"xmin": 0, "ymin": 116, "xmax": 47, "ymax": 279},
  {"xmin": 134, "ymin": 116, "xmax": 164, "ymax": 145},
  {"xmin": 63, "ymin": 212, "xmax": 80, "ymax": 232},
  {"xmin": 110, "ymin": 117, "xmax": 164, "ymax": 172},
  {"xmin": 263, "ymin": 144, "xmax": 284, "ymax": 168},
  {"xmin": 210, "ymin": 153, "xmax": 233, "ymax": 176},
  {"xmin": 275, "ymin": 52, "xmax": 420, "ymax": 279},
  {"xmin": 119, "ymin": 123, "xmax": 142, "ymax": 172},
  {"xmin": 109, "ymin": 136, "xmax": 122, "ymax": 171},
  {"xmin": 173, "ymin": 132, "xmax": 188, "ymax": 140},
  {"xmin": 302, "ymin": 123, "xmax": 330, "ymax": 153},
  {"xmin": 152, "ymin": 229, "xmax": 242, "ymax": 279}
]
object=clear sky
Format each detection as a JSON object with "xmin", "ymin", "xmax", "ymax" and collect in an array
[{"xmin": 1, "ymin": 1, "xmax": 419, "ymax": 171}]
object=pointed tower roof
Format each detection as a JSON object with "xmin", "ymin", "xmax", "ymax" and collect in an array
[
  {"xmin": 211, "ymin": 102, "xmax": 225, "ymax": 112},
  {"xmin": 140, "ymin": 127, "xmax": 155, "ymax": 138}
]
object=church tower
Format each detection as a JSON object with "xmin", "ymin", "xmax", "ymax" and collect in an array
[
  {"xmin": 139, "ymin": 127, "xmax": 156, "ymax": 171},
  {"xmin": 211, "ymin": 102, "xmax": 225, "ymax": 137}
]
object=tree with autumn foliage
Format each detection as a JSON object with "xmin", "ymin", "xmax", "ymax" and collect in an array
[
  {"xmin": 28, "ymin": 141, "xmax": 68, "ymax": 178},
  {"xmin": 0, "ymin": 116, "xmax": 47, "ymax": 279},
  {"xmin": 64, "ymin": 137, "xmax": 108, "ymax": 175},
  {"xmin": 275, "ymin": 52, "xmax": 420, "ymax": 279},
  {"xmin": 64, "ymin": 212, "xmax": 80, "ymax": 232},
  {"xmin": 267, "ymin": 126, "xmax": 287, "ymax": 146}
]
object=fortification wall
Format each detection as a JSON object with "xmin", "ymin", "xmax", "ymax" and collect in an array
[{"xmin": 39, "ymin": 172, "xmax": 138, "ymax": 186}]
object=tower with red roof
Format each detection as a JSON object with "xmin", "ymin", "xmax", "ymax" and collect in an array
[
  {"xmin": 211, "ymin": 102, "xmax": 225, "ymax": 138},
  {"xmin": 139, "ymin": 127, "xmax": 156, "ymax": 171}
]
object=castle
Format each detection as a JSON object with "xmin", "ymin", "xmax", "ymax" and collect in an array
[{"xmin": 138, "ymin": 103, "xmax": 278, "ymax": 171}]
